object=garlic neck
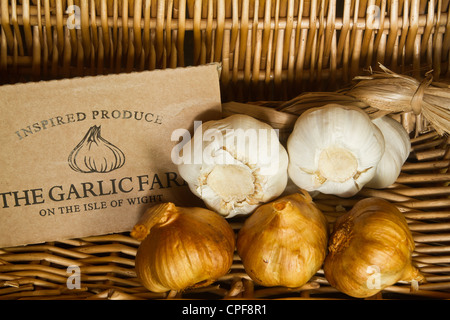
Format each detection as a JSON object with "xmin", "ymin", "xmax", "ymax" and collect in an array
[
  {"xmin": 318, "ymin": 147, "xmax": 358, "ymax": 183},
  {"xmin": 401, "ymin": 261, "xmax": 425, "ymax": 284},
  {"xmin": 328, "ymin": 218, "xmax": 354, "ymax": 254},
  {"xmin": 131, "ymin": 202, "xmax": 178, "ymax": 241},
  {"xmin": 206, "ymin": 164, "xmax": 255, "ymax": 203}
]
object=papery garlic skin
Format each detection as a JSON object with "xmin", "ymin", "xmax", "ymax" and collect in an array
[
  {"xmin": 133, "ymin": 203, "xmax": 235, "ymax": 293},
  {"xmin": 236, "ymin": 191, "xmax": 328, "ymax": 288},
  {"xmin": 287, "ymin": 104, "xmax": 385, "ymax": 197},
  {"xmin": 178, "ymin": 114, "xmax": 289, "ymax": 218},
  {"xmin": 323, "ymin": 198, "xmax": 424, "ymax": 298},
  {"xmin": 366, "ymin": 116, "xmax": 411, "ymax": 189}
]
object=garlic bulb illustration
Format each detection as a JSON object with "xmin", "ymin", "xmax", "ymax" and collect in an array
[
  {"xmin": 68, "ymin": 125, "xmax": 125, "ymax": 173},
  {"xmin": 287, "ymin": 104, "xmax": 385, "ymax": 198}
]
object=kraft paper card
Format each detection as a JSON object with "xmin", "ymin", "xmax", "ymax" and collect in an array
[{"xmin": 0, "ymin": 63, "xmax": 222, "ymax": 247}]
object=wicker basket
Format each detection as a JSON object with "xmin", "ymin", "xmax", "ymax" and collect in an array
[{"xmin": 1, "ymin": 0, "xmax": 449, "ymax": 300}]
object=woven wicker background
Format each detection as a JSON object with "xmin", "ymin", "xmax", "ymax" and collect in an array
[
  {"xmin": 1, "ymin": 0, "xmax": 450, "ymax": 300},
  {"xmin": 1, "ymin": 0, "xmax": 450, "ymax": 100}
]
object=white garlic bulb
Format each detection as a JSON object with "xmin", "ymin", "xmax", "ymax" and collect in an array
[
  {"xmin": 177, "ymin": 114, "xmax": 289, "ymax": 218},
  {"xmin": 365, "ymin": 116, "xmax": 411, "ymax": 189},
  {"xmin": 287, "ymin": 104, "xmax": 385, "ymax": 198}
]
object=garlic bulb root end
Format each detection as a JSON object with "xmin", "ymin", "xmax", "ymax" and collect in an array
[
  {"xmin": 206, "ymin": 164, "xmax": 256, "ymax": 203},
  {"xmin": 318, "ymin": 147, "xmax": 358, "ymax": 183}
]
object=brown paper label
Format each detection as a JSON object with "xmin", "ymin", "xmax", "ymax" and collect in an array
[{"xmin": 0, "ymin": 64, "xmax": 222, "ymax": 247}]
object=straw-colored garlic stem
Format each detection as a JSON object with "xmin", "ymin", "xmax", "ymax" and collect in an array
[{"xmin": 277, "ymin": 65, "xmax": 450, "ymax": 136}]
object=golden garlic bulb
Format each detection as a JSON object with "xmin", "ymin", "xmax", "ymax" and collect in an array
[
  {"xmin": 324, "ymin": 198, "xmax": 424, "ymax": 298},
  {"xmin": 236, "ymin": 191, "xmax": 328, "ymax": 288},
  {"xmin": 131, "ymin": 202, "xmax": 235, "ymax": 293}
]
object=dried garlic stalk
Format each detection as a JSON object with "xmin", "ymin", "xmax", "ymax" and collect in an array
[{"xmin": 276, "ymin": 64, "xmax": 450, "ymax": 136}]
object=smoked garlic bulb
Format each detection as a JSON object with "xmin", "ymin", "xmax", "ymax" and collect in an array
[
  {"xmin": 236, "ymin": 191, "xmax": 328, "ymax": 288},
  {"xmin": 366, "ymin": 116, "xmax": 411, "ymax": 189},
  {"xmin": 177, "ymin": 114, "xmax": 289, "ymax": 218},
  {"xmin": 287, "ymin": 104, "xmax": 385, "ymax": 198},
  {"xmin": 131, "ymin": 202, "xmax": 235, "ymax": 293},
  {"xmin": 324, "ymin": 198, "xmax": 424, "ymax": 298}
]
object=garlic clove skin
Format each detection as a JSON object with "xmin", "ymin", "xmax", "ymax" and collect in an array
[
  {"xmin": 323, "ymin": 198, "xmax": 424, "ymax": 298},
  {"xmin": 236, "ymin": 191, "xmax": 328, "ymax": 288},
  {"xmin": 178, "ymin": 114, "xmax": 289, "ymax": 218},
  {"xmin": 366, "ymin": 116, "xmax": 411, "ymax": 189},
  {"xmin": 287, "ymin": 104, "xmax": 385, "ymax": 198},
  {"xmin": 132, "ymin": 202, "xmax": 235, "ymax": 293}
]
